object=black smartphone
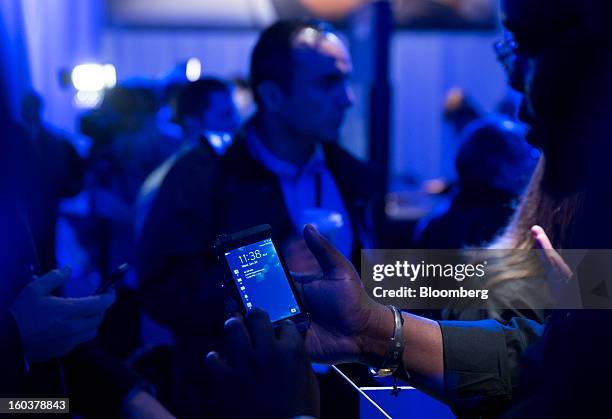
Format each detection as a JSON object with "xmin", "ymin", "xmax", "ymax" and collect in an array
[
  {"xmin": 94, "ymin": 263, "xmax": 129, "ymax": 295},
  {"xmin": 215, "ymin": 224, "xmax": 310, "ymax": 332}
]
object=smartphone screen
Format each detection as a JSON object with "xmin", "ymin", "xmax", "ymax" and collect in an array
[{"xmin": 224, "ymin": 237, "xmax": 301, "ymax": 322}]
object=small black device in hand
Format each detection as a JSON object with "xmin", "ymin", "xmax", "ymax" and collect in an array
[
  {"xmin": 215, "ymin": 224, "xmax": 310, "ymax": 332},
  {"xmin": 94, "ymin": 263, "xmax": 129, "ymax": 295}
]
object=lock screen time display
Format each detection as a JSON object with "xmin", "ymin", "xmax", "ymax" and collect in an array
[{"xmin": 224, "ymin": 238, "xmax": 300, "ymax": 322}]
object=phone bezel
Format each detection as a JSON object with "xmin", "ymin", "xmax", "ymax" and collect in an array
[
  {"xmin": 215, "ymin": 224, "xmax": 310, "ymax": 331},
  {"xmin": 94, "ymin": 262, "xmax": 129, "ymax": 295}
]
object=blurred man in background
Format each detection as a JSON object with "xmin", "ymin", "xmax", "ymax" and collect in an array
[
  {"xmin": 137, "ymin": 19, "xmax": 381, "ymax": 418},
  {"xmin": 174, "ymin": 77, "xmax": 240, "ymax": 147},
  {"xmin": 135, "ymin": 78, "xmax": 240, "ymax": 237}
]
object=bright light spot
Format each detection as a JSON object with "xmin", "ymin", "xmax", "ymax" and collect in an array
[
  {"xmin": 329, "ymin": 212, "xmax": 344, "ymax": 227},
  {"xmin": 206, "ymin": 131, "xmax": 233, "ymax": 155},
  {"xmin": 501, "ymin": 120, "xmax": 515, "ymax": 131},
  {"xmin": 297, "ymin": 27, "xmax": 319, "ymax": 45},
  {"xmin": 209, "ymin": 132, "xmax": 223, "ymax": 149},
  {"xmin": 185, "ymin": 58, "xmax": 201, "ymax": 82},
  {"xmin": 74, "ymin": 90, "xmax": 103, "ymax": 108},
  {"xmin": 71, "ymin": 63, "xmax": 117, "ymax": 91},
  {"xmin": 222, "ymin": 132, "xmax": 232, "ymax": 146},
  {"xmin": 72, "ymin": 64, "xmax": 105, "ymax": 91},
  {"xmin": 102, "ymin": 64, "xmax": 117, "ymax": 88}
]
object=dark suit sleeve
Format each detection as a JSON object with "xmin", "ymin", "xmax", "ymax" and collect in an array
[
  {"xmin": 439, "ymin": 317, "xmax": 545, "ymax": 417},
  {"xmin": 0, "ymin": 310, "xmax": 27, "ymax": 395},
  {"xmin": 63, "ymin": 342, "xmax": 149, "ymax": 418},
  {"xmin": 136, "ymin": 152, "xmax": 225, "ymax": 336}
]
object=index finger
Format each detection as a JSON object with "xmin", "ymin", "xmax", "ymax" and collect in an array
[
  {"xmin": 531, "ymin": 225, "xmax": 573, "ymax": 279},
  {"xmin": 531, "ymin": 225, "xmax": 553, "ymax": 250},
  {"xmin": 59, "ymin": 294, "xmax": 116, "ymax": 317},
  {"xmin": 29, "ymin": 266, "xmax": 71, "ymax": 296}
]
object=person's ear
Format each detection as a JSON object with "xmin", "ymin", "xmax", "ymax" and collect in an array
[{"xmin": 255, "ymin": 81, "xmax": 286, "ymax": 113}]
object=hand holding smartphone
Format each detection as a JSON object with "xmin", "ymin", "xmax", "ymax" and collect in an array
[{"xmin": 215, "ymin": 225, "xmax": 310, "ymax": 331}]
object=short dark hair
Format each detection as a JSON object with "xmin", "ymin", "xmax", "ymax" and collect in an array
[
  {"xmin": 249, "ymin": 19, "xmax": 333, "ymax": 107},
  {"xmin": 175, "ymin": 78, "xmax": 232, "ymax": 125}
]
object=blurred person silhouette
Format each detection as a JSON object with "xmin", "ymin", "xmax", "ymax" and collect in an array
[
  {"xmin": 415, "ymin": 116, "xmax": 538, "ymax": 249},
  {"xmin": 19, "ymin": 91, "xmax": 84, "ymax": 273},
  {"xmin": 0, "ymin": 86, "xmax": 175, "ymax": 418},
  {"xmin": 206, "ymin": 1, "xmax": 612, "ymax": 418},
  {"xmin": 81, "ymin": 86, "xmax": 177, "ymax": 360},
  {"xmin": 135, "ymin": 78, "xmax": 240, "ymax": 237},
  {"xmin": 137, "ymin": 19, "xmax": 382, "ymax": 418},
  {"xmin": 174, "ymin": 77, "xmax": 241, "ymax": 147},
  {"xmin": 155, "ymin": 80, "xmax": 186, "ymax": 143},
  {"xmin": 78, "ymin": 87, "xmax": 169, "ymax": 280},
  {"xmin": 88, "ymin": 86, "xmax": 175, "ymax": 230}
]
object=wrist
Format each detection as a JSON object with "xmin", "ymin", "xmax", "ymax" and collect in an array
[{"xmin": 357, "ymin": 302, "xmax": 395, "ymax": 366}]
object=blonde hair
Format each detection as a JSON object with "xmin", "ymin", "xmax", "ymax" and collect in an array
[{"xmin": 481, "ymin": 156, "xmax": 583, "ymax": 285}]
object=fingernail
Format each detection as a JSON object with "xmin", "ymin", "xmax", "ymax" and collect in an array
[{"xmin": 205, "ymin": 351, "xmax": 219, "ymax": 361}]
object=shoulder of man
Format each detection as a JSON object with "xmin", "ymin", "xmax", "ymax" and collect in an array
[{"xmin": 164, "ymin": 142, "xmax": 224, "ymax": 187}]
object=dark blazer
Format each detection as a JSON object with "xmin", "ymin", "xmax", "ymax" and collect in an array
[{"xmin": 137, "ymin": 133, "xmax": 382, "ymax": 341}]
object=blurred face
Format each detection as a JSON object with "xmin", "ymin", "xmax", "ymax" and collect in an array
[
  {"xmin": 501, "ymin": 5, "xmax": 611, "ymax": 195},
  {"xmin": 279, "ymin": 30, "xmax": 354, "ymax": 143},
  {"xmin": 513, "ymin": 48, "xmax": 594, "ymax": 195},
  {"xmin": 201, "ymin": 90, "xmax": 240, "ymax": 134}
]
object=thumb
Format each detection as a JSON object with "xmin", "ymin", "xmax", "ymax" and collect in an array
[
  {"xmin": 303, "ymin": 224, "xmax": 352, "ymax": 276},
  {"xmin": 30, "ymin": 266, "xmax": 71, "ymax": 295}
]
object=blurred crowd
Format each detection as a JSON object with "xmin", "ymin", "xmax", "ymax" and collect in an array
[
  {"xmin": 1, "ymin": 16, "xmax": 537, "ymax": 419},
  {"xmin": 4, "ymin": 0, "xmax": 612, "ymax": 417}
]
